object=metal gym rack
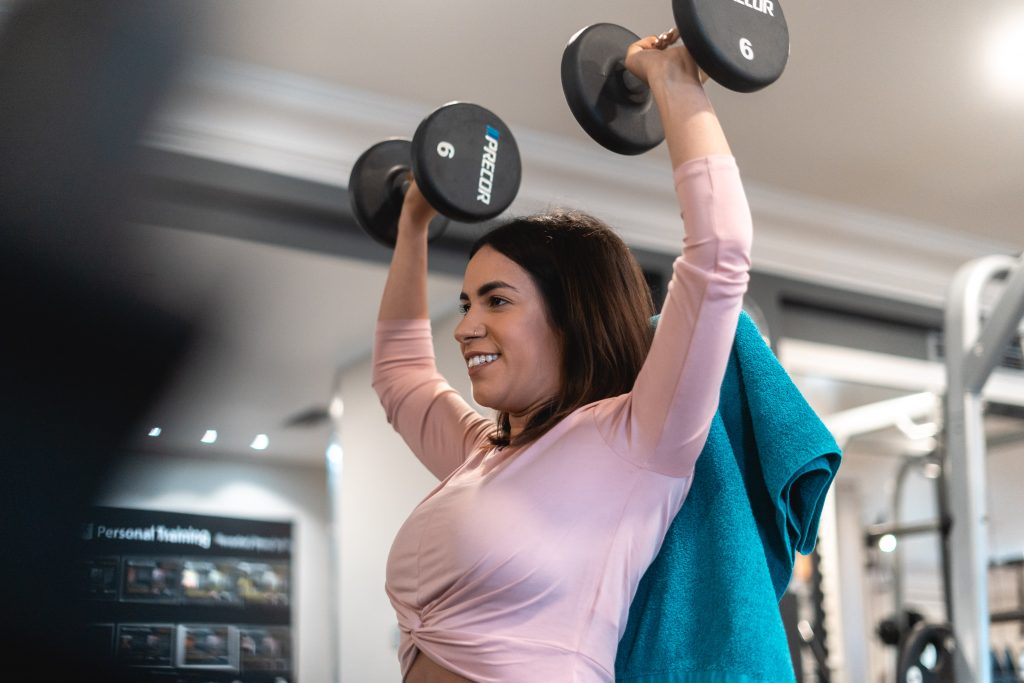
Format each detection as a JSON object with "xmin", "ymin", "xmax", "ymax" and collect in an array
[{"xmin": 945, "ymin": 252, "xmax": 1024, "ymax": 682}]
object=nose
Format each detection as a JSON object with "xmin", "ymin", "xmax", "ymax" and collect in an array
[{"xmin": 454, "ymin": 310, "xmax": 484, "ymax": 344}]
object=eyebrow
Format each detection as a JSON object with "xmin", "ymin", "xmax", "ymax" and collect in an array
[{"xmin": 459, "ymin": 280, "xmax": 518, "ymax": 301}]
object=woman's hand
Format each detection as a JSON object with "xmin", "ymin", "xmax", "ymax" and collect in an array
[
  {"xmin": 399, "ymin": 177, "xmax": 438, "ymax": 235},
  {"xmin": 624, "ymin": 28, "xmax": 728, "ymax": 168},
  {"xmin": 624, "ymin": 28, "xmax": 707, "ymax": 90}
]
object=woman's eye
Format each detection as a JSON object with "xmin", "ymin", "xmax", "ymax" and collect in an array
[
  {"xmin": 488, "ymin": 296, "xmax": 508, "ymax": 308},
  {"xmin": 457, "ymin": 302, "xmax": 470, "ymax": 315}
]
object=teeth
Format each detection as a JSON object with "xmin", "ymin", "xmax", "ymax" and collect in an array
[{"xmin": 467, "ymin": 354, "xmax": 499, "ymax": 368}]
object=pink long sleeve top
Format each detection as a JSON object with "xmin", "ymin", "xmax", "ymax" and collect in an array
[{"xmin": 372, "ymin": 155, "xmax": 752, "ymax": 682}]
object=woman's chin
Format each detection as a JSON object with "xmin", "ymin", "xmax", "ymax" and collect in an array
[{"xmin": 470, "ymin": 390, "xmax": 496, "ymax": 410}]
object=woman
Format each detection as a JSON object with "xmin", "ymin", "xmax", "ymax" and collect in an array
[{"xmin": 373, "ymin": 29, "xmax": 752, "ymax": 683}]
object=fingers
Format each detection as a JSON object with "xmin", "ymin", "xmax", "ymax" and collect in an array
[
  {"xmin": 654, "ymin": 27, "xmax": 678, "ymax": 49},
  {"xmin": 633, "ymin": 35, "xmax": 659, "ymax": 51},
  {"xmin": 634, "ymin": 28, "xmax": 678, "ymax": 52},
  {"xmin": 626, "ymin": 27, "xmax": 704, "ymax": 87}
]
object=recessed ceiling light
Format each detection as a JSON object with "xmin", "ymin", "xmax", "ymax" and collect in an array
[
  {"xmin": 329, "ymin": 396, "xmax": 345, "ymax": 421},
  {"xmin": 201, "ymin": 429, "xmax": 218, "ymax": 444},
  {"xmin": 148, "ymin": 427, "xmax": 162, "ymax": 437},
  {"xmin": 250, "ymin": 434, "xmax": 270, "ymax": 451}
]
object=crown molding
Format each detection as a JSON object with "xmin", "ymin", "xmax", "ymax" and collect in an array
[{"xmin": 149, "ymin": 58, "xmax": 1019, "ymax": 307}]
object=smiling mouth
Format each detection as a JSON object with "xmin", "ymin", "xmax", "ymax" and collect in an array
[{"xmin": 467, "ymin": 354, "xmax": 499, "ymax": 369}]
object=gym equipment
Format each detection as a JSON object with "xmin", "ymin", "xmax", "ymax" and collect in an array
[
  {"xmin": 348, "ymin": 102, "xmax": 522, "ymax": 247},
  {"xmin": 896, "ymin": 622, "xmax": 955, "ymax": 683},
  {"xmin": 674, "ymin": 0, "xmax": 789, "ymax": 93},
  {"xmin": 864, "ymin": 256, "xmax": 1024, "ymax": 681},
  {"xmin": 945, "ymin": 253, "xmax": 1024, "ymax": 679},
  {"xmin": 560, "ymin": 24, "xmax": 664, "ymax": 156},
  {"xmin": 877, "ymin": 609, "xmax": 925, "ymax": 647},
  {"xmin": 561, "ymin": 1, "xmax": 789, "ymax": 154}
]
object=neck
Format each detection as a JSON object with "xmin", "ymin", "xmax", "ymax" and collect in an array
[
  {"xmin": 506, "ymin": 399, "xmax": 553, "ymax": 443},
  {"xmin": 505, "ymin": 415, "xmax": 525, "ymax": 443}
]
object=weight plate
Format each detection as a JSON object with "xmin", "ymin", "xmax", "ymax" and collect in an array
[
  {"xmin": 673, "ymin": 0, "xmax": 789, "ymax": 92},
  {"xmin": 411, "ymin": 102, "xmax": 522, "ymax": 223},
  {"xmin": 560, "ymin": 23, "xmax": 664, "ymax": 155},
  {"xmin": 896, "ymin": 622, "xmax": 954, "ymax": 683},
  {"xmin": 348, "ymin": 138, "xmax": 448, "ymax": 248}
]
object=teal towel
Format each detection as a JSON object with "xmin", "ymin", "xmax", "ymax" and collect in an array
[{"xmin": 616, "ymin": 311, "xmax": 842, "ymax": 682}]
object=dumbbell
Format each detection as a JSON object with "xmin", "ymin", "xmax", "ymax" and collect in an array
[
  {"xmin": 348, "ymin": 102, "xmax": 522, "ymax": 248},
  {"xmin": 561, "ymin": 0, "xmax": 790, "ymax": 155}
]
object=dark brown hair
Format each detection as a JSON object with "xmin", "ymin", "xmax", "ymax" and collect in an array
[{"xmin": 469, "ymin": 209, "xmax": 655, "ymax": 448}]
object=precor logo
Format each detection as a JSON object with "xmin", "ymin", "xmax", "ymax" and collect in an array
[{"xmin": 477, "ymin": 125, "xmax": 500, "ymax": 205}]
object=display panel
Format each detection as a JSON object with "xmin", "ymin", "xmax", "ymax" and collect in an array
[
  {"xmin": 78, "ymin": 507, "xmax": 293, "ymax": 679},
  {"xmin": 176, "ymin": 624, "xmax": 239, "ymax": 670},
  {"xmin": 116, "ymin": 623, "xmax": 175, "ymax": 668},
  {"xmin": 239, "ymin": 626, "xmax": 292, "ymax": 672},
  {"xmin": 236, "ymin": 560, "xmax": 290, "ymax": 606},
  {"xmin": 78, "ymin": 556, "xmax": 119, "ymax": 600},
  {"xmin": 180, "ymin": 558, "xmax": 242, "ymax": 605},
  {"xmin": 122, "ymin": 557, "xmax": 182, "ymax": 603}
]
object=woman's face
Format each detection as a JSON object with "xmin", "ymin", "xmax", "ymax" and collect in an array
[{"xmin": 454, "ymin": 245, "xmax": 562, "ymax": 434}]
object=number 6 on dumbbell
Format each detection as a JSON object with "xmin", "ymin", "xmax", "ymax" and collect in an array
[
  {"xmin": 348, "ymin": 102, "xmax": 522, "ymax": 248},
  {"xmin": 561, "ymin": 0, "xmax": 789, "ymax": 155}
]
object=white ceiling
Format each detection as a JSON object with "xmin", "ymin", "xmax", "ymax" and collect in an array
[
  {"xmin": 196, "ymin": 0, "xmax": 1024, "ymax": 244},
  {"xmin": 124, "ymin": 222, "xmax": 462, "ymax": 465},
  {"xmin": 111, "ymin": 0, "xmax": 1024, "ymax": 471}
]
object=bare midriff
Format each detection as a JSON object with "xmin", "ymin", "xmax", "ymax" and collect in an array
[{"xmin": 404, "ymin": 652, "xmax": 475, "ymax": 683}]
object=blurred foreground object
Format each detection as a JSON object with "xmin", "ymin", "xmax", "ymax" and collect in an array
[{"xmin": 0, "ymin": 1, "xmax": 199, "ymax": 678}]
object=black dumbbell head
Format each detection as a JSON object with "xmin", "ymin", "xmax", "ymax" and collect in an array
[
  {"xmin": 877, "ymin": 618, "xmax": 901, "ymax": 646},
  {"xmin": 673, "ymin": 0, "xmax": 789, "ymax": 93},
  {"xmin": 411, "ymin": 102, "xmax": 522, "ymax": 223},
  {"xmin": 561, "ymin": 23, "xmax": 665, "ymax": 155},
  {"xmin": 348, "ymin": 139, "xmax": 448, "ymax": 248}
]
